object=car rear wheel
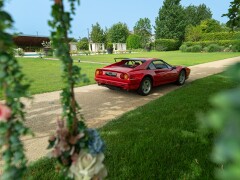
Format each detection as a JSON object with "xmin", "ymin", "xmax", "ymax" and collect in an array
[
  {"xmin": 177, "ymin": 70, "xmax": 186, "ymax": 85},
  {"xmin": 138, "ymin": 77, "xmax": 152, "ymax": 96}
]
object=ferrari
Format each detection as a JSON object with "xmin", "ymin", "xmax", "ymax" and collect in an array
[{"xmin": 95, "ymin": 58, "xmax": 190, "ymax": 96}]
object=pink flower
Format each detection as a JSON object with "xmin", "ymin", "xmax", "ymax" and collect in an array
[
  {"xmin": 0, "ymin": 104, "xmax": 11, "ymax": 121},
  {"xmin": 55, "ymin": 0, "xmax": 62, "ymax": 5}
]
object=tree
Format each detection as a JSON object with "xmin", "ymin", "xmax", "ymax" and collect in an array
[
  {"xmin": 107, "ymin": 22, "xmax": 129, "ymax": 43},
  {"xmin": 155, "ymin": 0, "xmax": 186, "ymax": 41},
  {"xmin": 222, "ymin": 0, "xmax": 240, "ymax": 30},
  {"xmin": 134, "ymin": 18, "xmax": 152, "ymax": 48},
  {"xmin": 185, "ymin": 25, "xmax": 203, "ymax": 41},
  {"xmin": 185, "ymin": 4, "xmax": 212, "ymax": 26},
  {"xmin": 77, "ymin": 37, "xmax": 89, "ymax": 50},
  {"xmin": 126, "ymin": 34, "xmax": 141, "ymax": 49},
  {"xmin": 90, "ymin": 22, "xmax": 105, "ymax": 43},
  {"xmin": 200, "ymin": 19, "xmax": 222, "ymax": 33}
]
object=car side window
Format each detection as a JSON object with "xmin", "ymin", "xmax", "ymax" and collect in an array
[
  {"xmin": 152, "ymin": 60, "xmax": 169, "ymax": 69},
  {"xmin": 148, "ymin": 62, "xmax": 156, "ymax": 70}
]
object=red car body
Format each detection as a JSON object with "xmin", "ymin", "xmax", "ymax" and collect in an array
[{"xmin": 95, "ymin": 58, "xmax": 190, "ymax": 95}]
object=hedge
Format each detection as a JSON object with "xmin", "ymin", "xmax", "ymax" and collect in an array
[
  {"xmin": 200, "ymin": 32, "xmax": 240, "ymax": 41},
  {"xmin": 183, "ymin": 40, "xmax": 238, "ymax": 48},
  {"xmin": 154, "ymin": 39, "xmax": 180, "ymax": 51}
]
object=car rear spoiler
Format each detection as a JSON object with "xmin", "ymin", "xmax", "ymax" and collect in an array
[{"xmin": 114, "ymin": 57, "xmax": 130, "ymax": 62}]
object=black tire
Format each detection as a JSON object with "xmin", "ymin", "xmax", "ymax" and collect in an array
[
  {"xmin": 176, "ymin": 70, "xmax": 186, "ymax": 85},
  {"xmin": 137, "ymin": 77, "xmax": 152, "ymax": 96},
  {"xmin": 106, "ymin": 85, "xmax": 115, "ymax": 90}
]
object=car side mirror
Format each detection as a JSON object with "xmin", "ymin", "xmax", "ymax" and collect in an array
[{"xmin": 172, "ymin": 66, "xmax": 176, "ymax": 70}]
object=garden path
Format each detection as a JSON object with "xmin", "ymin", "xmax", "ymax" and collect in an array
[{"xmin": 16, "ymin": 56, "xmax": 240, "ymax": 162}]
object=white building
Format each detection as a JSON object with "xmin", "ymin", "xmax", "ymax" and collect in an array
[
  {"xmin": 113, "ymin": 43, "xmax": 126, "ymax": 53},
  {"xmin": 89, "ymin": 43, "xmax": 105, "ymax": 53}
]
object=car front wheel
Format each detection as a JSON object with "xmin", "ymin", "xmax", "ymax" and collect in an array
[
  {"xmin": 177, "ymin": 70, "xmax": 186, "ymax": 85},
  {"xmin": 138, "ymin": 77, "xmax": 152, "ymax": 96}
]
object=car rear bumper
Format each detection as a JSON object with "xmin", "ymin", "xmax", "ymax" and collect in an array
[{"xmin": 95, "ymin": 77, "xmax": 139, "ymax": 90}]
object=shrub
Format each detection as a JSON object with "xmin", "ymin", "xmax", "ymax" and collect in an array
[
  {"xmin": 15, "ymin": 48, "xmax": 24, "ymax": 56},
  {"xmin": 206, "ymin": 44, "xmax": 223, "ymax": 52},
  {"xmin": 191, "ymin": 45, "xmax": 202, "ymax": 52},
  {"xmin": 126, "ymin": 34, "xmax": 141, "ymax": 49},
  {"xmin": 183, "ymin": 40, "xmax": 237, "ymax": 48},
  {"xmin": 232, "ymin": 40, "xmax": 240, "ymax": 52},
  {"xmin": 179, "ymin": 44, "xmax": 188, "ymax": 52},
  {"xmin": 155, "ymin": 39, "xmax": 179, "ymax": 51},
  {"xmin": 201, "ymin": 31, "xmax": 240, "ymax": 41}
]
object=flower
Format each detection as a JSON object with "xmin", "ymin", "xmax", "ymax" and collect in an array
[
  {"xmin": 54, "ymin": 0, "xmax": 62, "ymax": 5},
  {"xmin": 87, "ymin": 129, "xmax": 105, "ymax": 155},
  {"xmin": 0, "ymin": 104, "xmax": 11, "ymax": 121},
  {"xmin": 70, "ymin": 151, "xmax": 107, "ymax": 180}
]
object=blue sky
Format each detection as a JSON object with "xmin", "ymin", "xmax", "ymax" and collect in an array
[{"xmin": 4, "ymin": 0, "xmax": 231, "ymax": 39}]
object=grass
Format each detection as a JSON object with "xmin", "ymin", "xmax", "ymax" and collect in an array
[
  {"xmin": 23, "ymin": 73, "xmax": 237, "ymax": 179},
  {"xmin": 1, "ymin": 51, "xmax": 239, "ymax": 99},
  {"xmin": 18, "ymin": 57, "xmax": 102, "ymax": 94},
  {"xmin": 72, "ymin": 51, "xmax": 240, "ymax": 65}
]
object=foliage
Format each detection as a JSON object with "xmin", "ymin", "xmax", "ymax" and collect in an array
[
  {"xmin": 0, "ymin": 1, "xmax": 31, "ymax": 179},
  {"xmin": 90, "ymin": 22, "xmax": 105, "ymax": 43},
  {"xmin": 232, "ymin": 40, "xmax": 240, "ymax": 52},
  {"xmin": 200, "ymin": 31, "xmax": 240, "ymax": 41},
  {"xmin": 200, "ymin": 62, "xmax": 240, "ymax": 179},
  {"xmin": 222, "ymin": 0, "xmax": 240, "ymax": 30},
  {"xmin": 200, "ymin": 19, "xmax": 223, "ymax": 33},
  {"xmin": 77, "ymin": 37, "xmax": 88, "ymax": 50},
  {"xmin": 41, "ymin": 41, "xmax": 51, "ymax": 48},
  {"xmin": 191, "ymin": 45, "xmax": 202, "ymax": 52},
  {"xmin": 106, "ymin": 42, "xmax": 113, "ymax": 49},
  {"xmin": 133, "ymin": 18, "xmax": 152, "ymax": 48},
  {"xmin": 48, "ymin": 0, "xmax": 106, "ymax": 179},
  {"xmin": 183, "ymin": 40, "xmax": 238, "ymax": 48},
  {"xmin": 126, "ymin": 34, "xmax": 141, "ymax": 49},
  {"xmin": 14, "ymin": 48, "xmax": 24, "ymax": 56},
  {"xmin": 206, "ymin": 44, "xmax": 224, "ymax": 52},
  {"xmin": 185, "ymin": 4, "xmax": 212, "ymax": 26},
  {"xmin": 155, "ymin": 0, "xmax": 186, "ymax": 41},
  {"xmin": 154, "ymin": 39, "xmax": 179, "ymax": 51},
  {"xmin": 23, "ymin": 74, "xmax": 238, "ymax": 179},
  {"xmin": 185, "ymin": 25, "xmax": 203, "ymax": 42},
  {"xmin": 107, "ymin": 22, "xmax": 129, "ymax": 43}
]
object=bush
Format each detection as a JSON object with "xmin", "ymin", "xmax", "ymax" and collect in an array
[
  {"xmin": 15, "ymin": 48, "xmax": 24, "ymax": 56},
  {"xmin": 183, "ymin": 40, "xmax": 237, "ymax": 48},
  {"xmin": 201, "ymin": 31, "xmax": 240, "ymax": 41},
  {"xmin": 206, "ymin": 44, "xmax": 224, "ymax": 52},
  {"xmin": 126, "ymin": 34, "xmax": 141, "ymax": 49},
  {"xmin": 191, "ymin": 45, "xmax": 202, "ymax": 52},
  {"xmin": 179, "ymin": 45, "xmax": 188, "ymax": 52},
  {"xmin": 154, "ymin": 39, "xmax": 179, "ymax": 51},
  {"xmin": 232, "ymin": 40, "xmax": 240, "ymax": 52}
]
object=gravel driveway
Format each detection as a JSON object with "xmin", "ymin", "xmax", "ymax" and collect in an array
[{"xmin": 13, "ymin": 56, "xmax": 240, "ymax": 162}]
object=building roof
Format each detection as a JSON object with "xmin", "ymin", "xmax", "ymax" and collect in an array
[{"xmin": 13, "ymin": 35, "xmax": 50, "ymax": 47}]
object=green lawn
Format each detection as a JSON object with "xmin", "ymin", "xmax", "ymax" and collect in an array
[
  {"xmin": 1, "ymin": 51, "xmax": 239, "ymax": 99},
  {"xmin": 17, "ymin": 57, "xmax": 102, "ymax": 94},
  {"xmin": 72, "ymin": 51, "xmax": 240, "ymax": 65},
  {"xmin": 23, "ymin": 73, "xmax": 237, "ymax": 179}
]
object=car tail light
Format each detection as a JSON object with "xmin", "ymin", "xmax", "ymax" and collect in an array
[
  {"xmin": 120, "ymin": 73, "xmax": 129, "ymax": 80},
  {"xmin": 96, "ymin": 69, "xmax": 103, "ymax": 75}
]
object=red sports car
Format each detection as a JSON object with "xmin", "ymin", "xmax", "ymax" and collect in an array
[{"xmin": 95, "ymin": 58, "xmax": 190, "ymax": 96}]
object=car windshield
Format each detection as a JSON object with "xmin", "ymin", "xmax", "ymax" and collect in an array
[{"xmin": 120, "ymin": 60, "xmax": 145, "ymax": 68}]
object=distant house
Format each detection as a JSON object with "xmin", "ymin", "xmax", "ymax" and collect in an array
[
  {"xmin": 13, "ymin": 35, "xmax": 50, "ymax": 51},
  {"xmin": 13, "ymin": 35, "xmax": 76, "ymax": 52},
  {"xmin": 89, "ymin": 43, "xmax": 105, "ymax": 53},
  {"xmin": 113, "ymin": 43, "xmax": 126, "ymax": 53}
]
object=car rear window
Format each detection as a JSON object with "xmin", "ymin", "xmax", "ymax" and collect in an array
[{"xmin": 120, "ymin": 60, "xmax": 145, "ymax": 68}]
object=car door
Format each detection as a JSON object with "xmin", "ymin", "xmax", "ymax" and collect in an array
[{"xmin": 149, "ymin": 60, "xmax": 177, "ymax": 86}]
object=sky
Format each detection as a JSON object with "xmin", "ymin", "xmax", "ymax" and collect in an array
[{"xmin": 4, "ymin": 0, "xmax": 232, "ymax": 39}]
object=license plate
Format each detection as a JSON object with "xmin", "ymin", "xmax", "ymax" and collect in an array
[{"xmin": 105, "ymin": 72, "xmax": 117, "ymax": 77}]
